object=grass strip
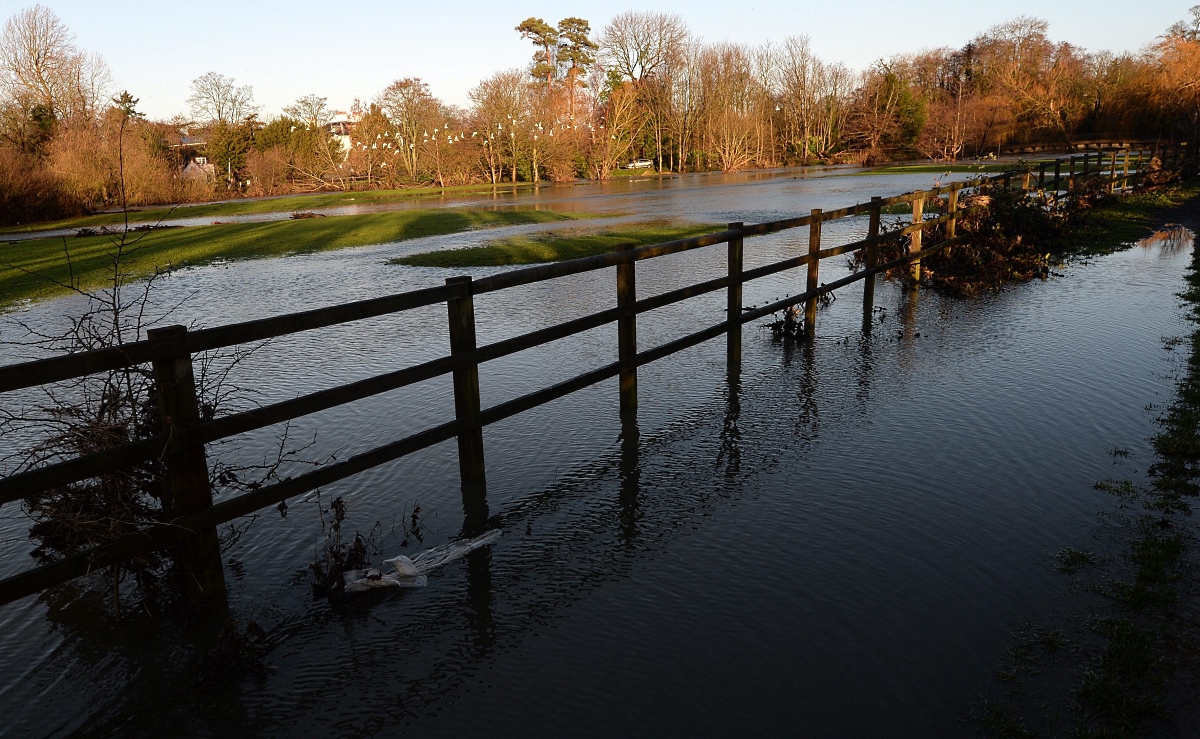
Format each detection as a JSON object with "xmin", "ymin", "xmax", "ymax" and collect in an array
[
  {"xmin": 0, "ymin": 181, "xmax": 551, "ymax": 235},
  {"xmin": 861, "ymin": 161, "xmax": 1051, "ymax": 175},
  {"xmin": 389, "ymin": 221, "xmax": 720, "ymax": 268},
  {"xmin": 1060, "ymin": 182, "xmax": 1200, "ymax": 256},
  {"xmin": 1, "ymin": 208, "xmax": 575, "ymax": 307}
]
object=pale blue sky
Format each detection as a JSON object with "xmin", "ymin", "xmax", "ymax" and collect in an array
[{"xmin": 25, "ymin": 1, "xmax": 1193, "ymax": 120}]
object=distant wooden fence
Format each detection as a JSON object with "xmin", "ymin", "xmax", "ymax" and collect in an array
[
  {"xmin": 0, "ymin": 148, "xmax": 1178, "ymax": 607},
  {"xmin": 979, "ymin": 138, "xmax": 1188, "ymax": 158}
]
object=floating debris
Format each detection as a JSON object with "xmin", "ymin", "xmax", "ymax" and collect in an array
[
  {"xmin": 343, "ymin": 529, "xmax": 501, "ymax": 594},
  {"xmin": 75, "ymin": 224, "xmax": 175, "ymax": 237}
]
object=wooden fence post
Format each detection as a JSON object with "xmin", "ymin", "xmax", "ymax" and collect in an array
[
  {"xmin": 1002, "ymin": 171, "xmax": 1012, "ymax": 190},
  {"xmin": 1038, "ymin": 162, "xmax": 1047, "ymax": 189},
  {"xmin": 946, "ymin": 186, "xmax": 959, "ymax": 240},
  {"xmin": 1121, "ymin": 150, "xmax": 1131, "ymax": 191},
  {"xmin": 1053, "ymin": 159, "xmax": 1062, "ymax": 204},
  {"xmin": 445, "ymin": 276, "xmax": 486, "ymax": 491},
  {"xmin": 1082, "ymin": 151, "xmax": 1090, "ymax": 175},
  {"xmin": 1108, "ymin": 152, "xmax": 1118, "ymax": 193},
  {"xmin": 863, "ymin": 197, "xmax": 881, "ymax": 330},
  {"xmin": 1068, "ymin": 156, "xmax": 1076, "ymax": 197},
  {"xmin": 805, "ymin": 209, "xmax": 822, "ymax": 333},
  {"xmin": 147, "ymin": 324, "xmax": 226, "ymax": 602},
  {"xmin": 727, "ymin": 222, "xmax": 743, "ymax": 369},
  {"xmin": 910, "ymin": 193, "xmax": 924, "ymax": 283},
  {"xmin": 617, "ymin": 245, "xmax": 637, "ymax": 420},
  {"xmin": 1022, "ymin": 169, "xmax": 1031, "ymax": 191}
]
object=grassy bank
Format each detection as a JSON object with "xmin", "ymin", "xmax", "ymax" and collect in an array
[
  {"xmin": 1060, "ymin": 182, "xmax": 1200, "ymax": 256},
  {"xmin": 863, "ymin": 161, "xmax": 1049, "ymax": 176},
  {"xmin": 389, "ymin": 221, "xmax": 719, "ymax": 268},
  {"xmin": 0, "ymin": 181, "xmax": 549, "ymax": 235},
  {"xmin": 1, "ymin": 208, "xmax": 575, "ymax": 306},
  {"xmin": 610, "ymin": 168, "xmax": 660, "ymax": 178}
]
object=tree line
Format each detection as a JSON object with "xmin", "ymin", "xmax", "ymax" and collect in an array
[{"xmin": 2, "ymin": 4, "xmax": 1199, "ymax": 224}]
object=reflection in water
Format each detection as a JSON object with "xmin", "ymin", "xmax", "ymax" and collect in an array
[
  {"xmin": 796, "ymin": 338, "xmax": 825, "ymax": 441},
  {"xmin": 461, "ymin": 480, "xmax": 490, "ymax": 539},
  {"xmin": 465, "ymin": 549, "xmax": 495, "ymax": 653},
  {"xmin": 34, "ymin": 582, "xmax": 253, "ymax": 737},
  {"xmin": 1, "ymin": 168, "xmax": 1194, "ymax": 738},
  {"xmin": 899, "ymin": 287, "xmax": 919, "ymax": 338},
  {"xmin": 1137, "ymin": 224, "xmax": 1195, "ymax": 256},
  {"xmin": 897, "ymin": 288, "xmax": 921, "ymax": 376},
  {"xmin": 618, "ymin": 420, "xmax": 642, "ymax": 544},
  {"xmin": 717, "ymin": 369, "xmax": 741, "ymax": 478},
  {"xmin": 854, "ymin": 331, "xmax": 875, "ymax": 410}
]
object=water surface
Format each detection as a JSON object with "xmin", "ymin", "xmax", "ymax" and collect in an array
[{"xmin": 0, "ymin": 168, "xmax": 1188, "ymax": 737}]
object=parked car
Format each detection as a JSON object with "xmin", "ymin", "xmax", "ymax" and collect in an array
[{"xmin": 624, "ymin": 158, "xmax": 653, "ymax": 169}]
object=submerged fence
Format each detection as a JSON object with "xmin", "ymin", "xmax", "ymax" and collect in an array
[{"xmin": 0, "ymin": 147, "xmax": 1181, "ymax": 607}]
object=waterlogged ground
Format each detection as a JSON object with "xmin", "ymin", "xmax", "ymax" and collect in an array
[{"xmin": 0, "ymin": 168, "xmax": 1192, "ymax": 737}]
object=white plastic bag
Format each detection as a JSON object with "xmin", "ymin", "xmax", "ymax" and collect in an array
[{"xmin": 343, "ymin": 529, "xmax": 501, "ymax": 594}]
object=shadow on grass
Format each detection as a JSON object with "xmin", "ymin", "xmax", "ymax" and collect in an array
[
  {"xmin": 388, "ymin": 221, "xmax": 720, "ymax": 268},
  {"xmin": 0, "ymin": 208, "xmax": 576, "ymax": 307}
]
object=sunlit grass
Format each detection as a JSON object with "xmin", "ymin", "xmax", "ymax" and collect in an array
[
  {"xmin": 0, "ymin": 181, "xmax": 550, "ymax": 234},
  {"xmin": 1, "ymin": 208, "xmax": 576, "ymax": 306},
  {"xmin": 1061, "ymin": 181, "xmax": 1200, "ymax": 255},
  {"xmin": 862, "ymin": 160, "xmax": 1053, "ymax": 175},
  {"xmin": 389, "ymin": 220, "xmax": 720, "ymax": 267}
]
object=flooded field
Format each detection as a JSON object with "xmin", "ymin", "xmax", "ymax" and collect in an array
[{"xmin": 0, "ymin": 168, "xmax": 1191, "ymax": 737}]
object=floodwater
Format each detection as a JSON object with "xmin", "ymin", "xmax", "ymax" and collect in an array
[
  {"xmin": 0, "ymin": 164, "xmax": 894, "ymax": 241},
  {"xmin": 0, "ymin": 168, "xmax": 1192, "ymax": 737}
]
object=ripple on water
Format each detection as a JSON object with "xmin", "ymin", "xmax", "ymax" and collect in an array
[{"xmin": 0, "ymin": 176, "xmax": 1191, "ymax": 738}]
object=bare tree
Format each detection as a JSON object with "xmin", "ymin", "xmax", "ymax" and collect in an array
[
  {"xmin": 586, "ymin": 80, "xmax": 640, "ymax": 178},
  {"xmin": 468, "ymin": 70, "xmax": 526, "ymax": 183},
  {"xmin": 377, "ymin": 77, "xmax": 439, "ymax": 181},
  {"xmin": 284, "ymin": 94, "xmax": 334, "ymax": 129},
  {"xmin": 1152, "ymin": 13, "xmax": 1200, "ymax": 146},
  {"xmin": 281, "ymin": 94, "xmax": 346, "ymax": 189},
  {"xmin": 668, "ymin": 40, "xmax": 704, "ymax": 172},
  {"xmin": 0, "ymin": 4, "xmax": 110, "ymax": 121},
  {"xmin": 187, "ymin": 71, "xmax": 257, "ymax": 125},
  {"xmin": 698, "ymin": 43, "xmax": 762, "ymax": 171},
  {"xmin": 780, "ymin": 36, "xmax": 819, "ymax": 162},
  {"xmin": 600, "ymin": 11, "xmax": 688, "ymax": 82},
  {"xmin": 972, "ymin": 17, "xmax": 1086, "ymax": 144}
]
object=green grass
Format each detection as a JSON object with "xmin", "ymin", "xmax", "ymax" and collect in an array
[
  {"xmin": 863, "ymin": 161, "xmax": 1052, "ymax": 175},
  {"xmin": 389, "ymin": 221, "xmax": 720, "ymax": 268},
  {"xmin": 0, "ymin": 181, "xmax": 549, "ymax": 234},
  {"xmin": 1, "ymin": 208, "xmax": 576, "ymax": 306},
  {"xmin": 1061, "ymin": 181, "xmax": 1200, "ymax": 256},
  {"xmin": 609, "ymin": 167, "xmax": 659, "ymax": 178}
]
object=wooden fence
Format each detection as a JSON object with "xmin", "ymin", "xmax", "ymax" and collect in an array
[
  {"xmin": 0, "ymin": 149, "xmax": 1175, "ymax": 607},
  {"xmin": 977, "ymin": 138, "xmax": 1188, "ymax": 158}
]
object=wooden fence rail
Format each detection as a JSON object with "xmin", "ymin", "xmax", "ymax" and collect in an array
[{"xmin": 0, "ymin": 149, "xmax": 1177, "ymax": 607}]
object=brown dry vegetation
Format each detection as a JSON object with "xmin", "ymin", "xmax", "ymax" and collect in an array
[{"xmin": 4, "ymin": 6, "xmax": 1200, "ymax": 227}]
